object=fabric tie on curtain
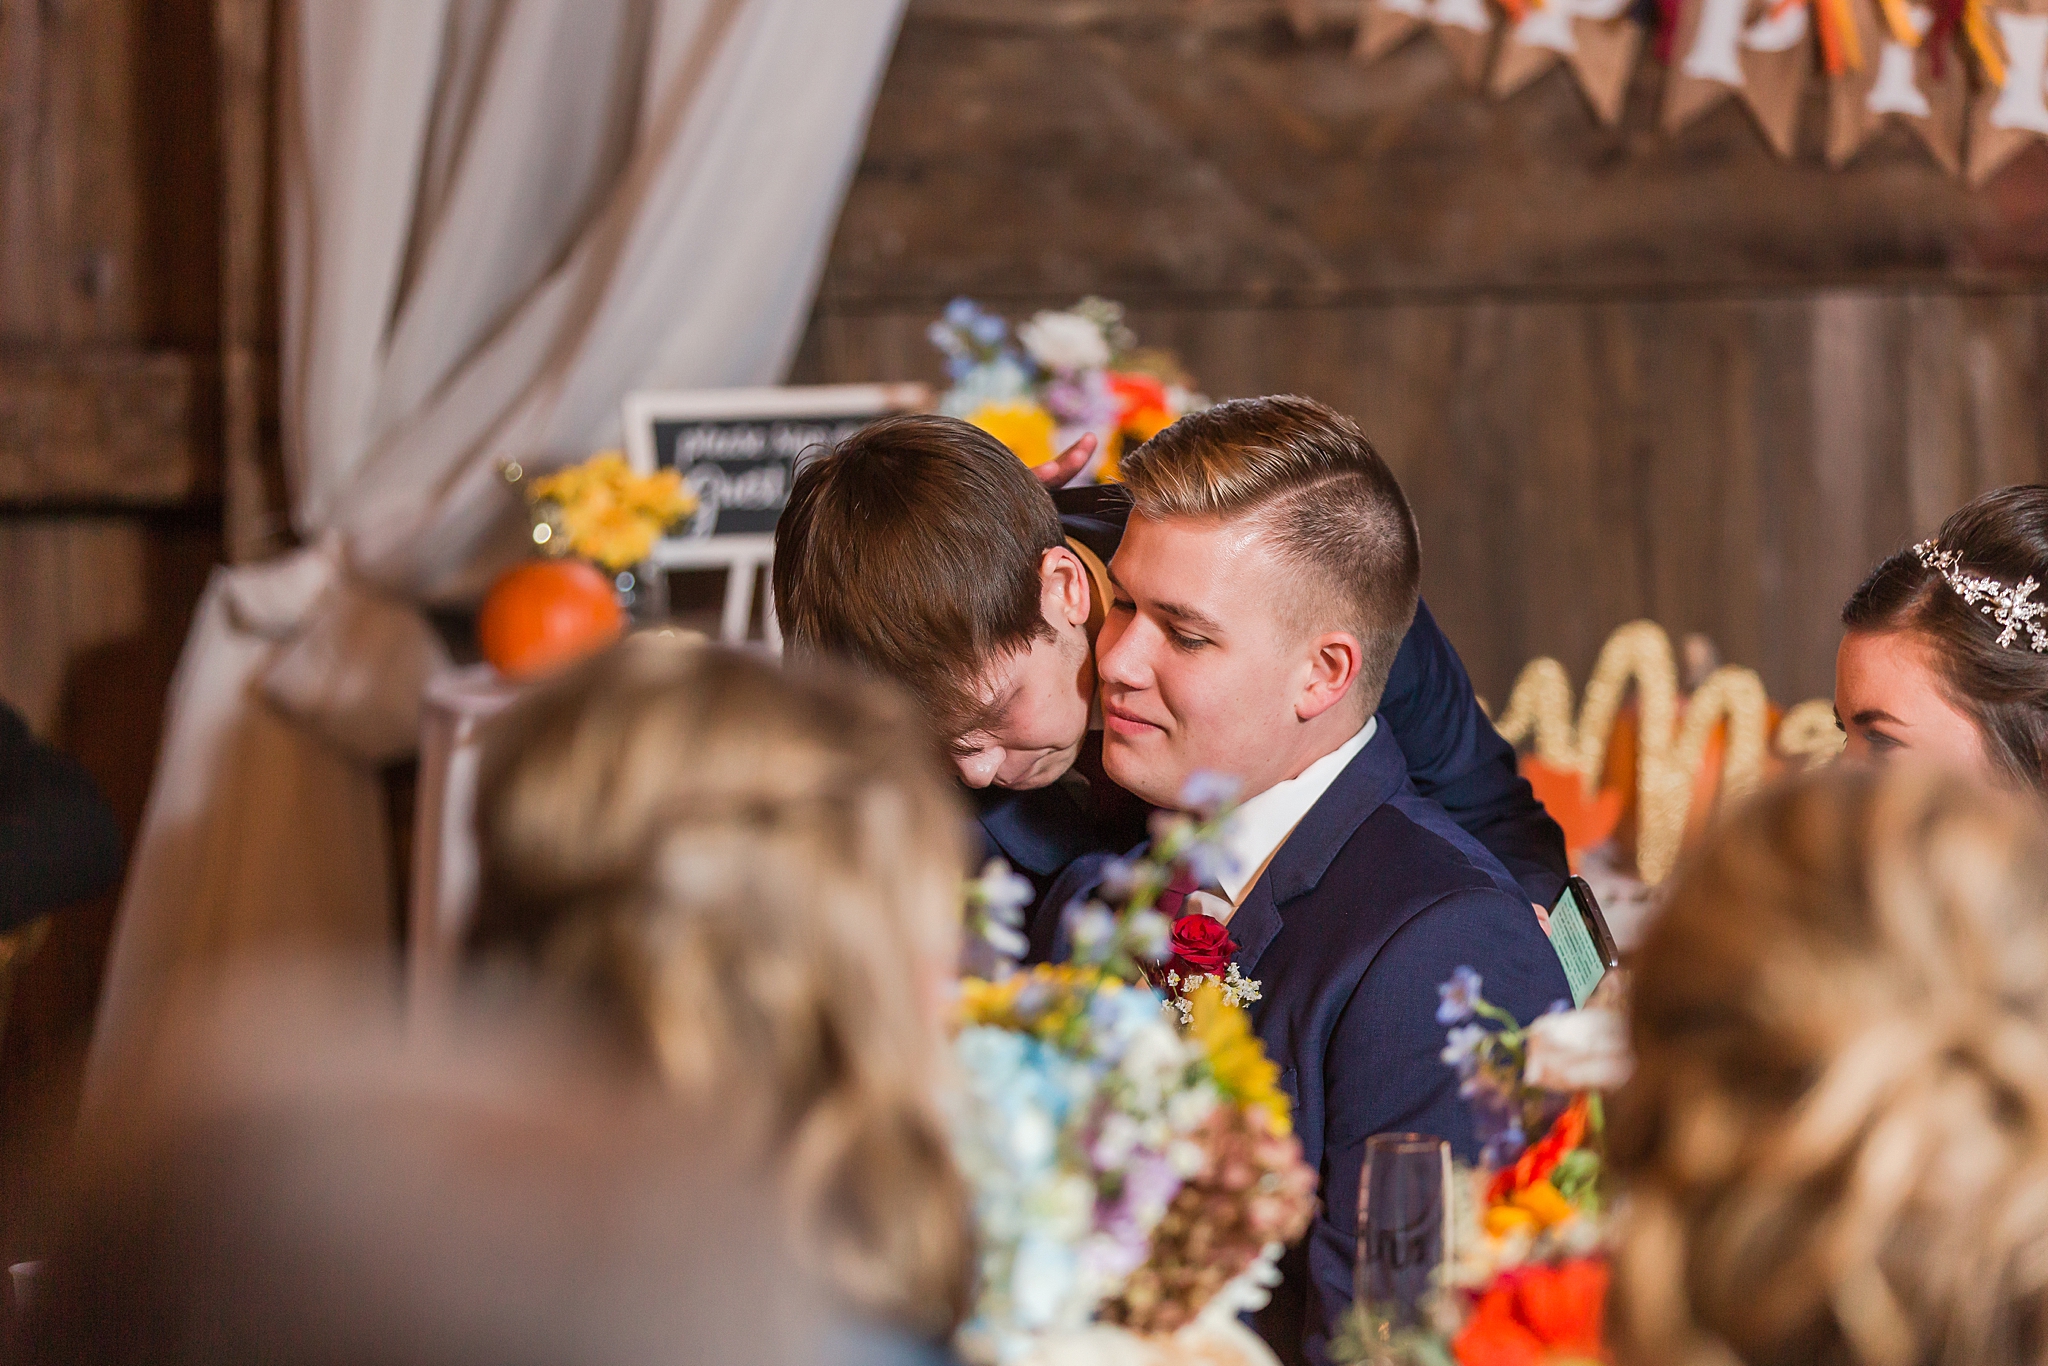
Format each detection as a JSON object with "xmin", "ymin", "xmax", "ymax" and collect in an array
[{"xmin": 85, "ymin": 0, "xmax": 908, "ymax": 1110}]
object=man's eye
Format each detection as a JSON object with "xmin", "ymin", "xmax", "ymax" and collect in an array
[
  {"xmin": 1171, "ymin": 632, "xmax": 1208, "ymax": 651},
  {"xmin": 1110, "ymin": 596, "xmax": 1135, "ymax": 614}
]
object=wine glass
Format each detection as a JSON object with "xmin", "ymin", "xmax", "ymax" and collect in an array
[{"xmin": 1355, "ymin": 1132, "xmax": 1451, "ymax": 1325}]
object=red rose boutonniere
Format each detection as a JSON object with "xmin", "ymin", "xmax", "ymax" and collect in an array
[{"xmin": 1171, "ymin": 911, "xmax": 1237, "ymax": 977}]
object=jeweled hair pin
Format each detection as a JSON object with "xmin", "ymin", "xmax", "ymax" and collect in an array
[{"xmin": 1914, "ymin": 538, "xmax": 2048, "ymax": 653}]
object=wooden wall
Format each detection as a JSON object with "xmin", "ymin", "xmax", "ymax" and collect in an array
[
  {"xmin": 0, "ymin": 0, "xmax": 226, "ymax": 1134},
  {"xmin": 791, "ymin": 0, "xmax": 2048, "ymax": 706}
]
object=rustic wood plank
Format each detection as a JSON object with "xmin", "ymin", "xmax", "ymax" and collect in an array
[
  {"xmin": 819, "ymin": 1, "xmax": 2048, "ymax": 309},
  {"xmin": 217, "ymin": 0, "xmax": 284, "ymax": 563},
  {"xmin": 0, "ymin": 348, "xmax": 210, "ymax": 504},
  {"xmin": 0, "ymin": 511, "xmax": 220, "ymax": 1169}
]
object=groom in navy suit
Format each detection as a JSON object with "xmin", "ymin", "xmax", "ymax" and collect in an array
[{"xmin": 1079, "ymin": 396, "xmax": 1569, "ymax": 1366}]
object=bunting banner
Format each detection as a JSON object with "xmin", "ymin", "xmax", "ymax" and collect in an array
[
  {"xmin": 1490, "ymin": 0, "xmax": 1645, "ymax": 123},
  {"xmin": 1826, "ymin": 0, "xmax": 1967, "ymax": 173},
  {"xmin": 1968, "ymin": 0, "xmax": 2048, "ymax": 183},
  {"xmin": 1660, "ymin": 0, "xmax": 1816, "ymax": 155},
  {"xmin": 1322, "ymin": 0, "xmax": 2045, "ymax": 185},
  {"xmin": 1357, "ymin": 0, "xmax": 1499, "ymax": 85}
]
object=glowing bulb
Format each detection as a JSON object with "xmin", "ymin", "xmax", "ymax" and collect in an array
[{"xmin": 532, "ymin": 523, "xmax": 552, "ymax": 545}]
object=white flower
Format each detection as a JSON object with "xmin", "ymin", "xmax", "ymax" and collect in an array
[
  {"xmin": 1019, "ymin": 311, "xmax": 1111, "ymax": 373},
  {"xmin": 1523, "ymin": 1007, "xmax": 1633, "ymax": 1092}
]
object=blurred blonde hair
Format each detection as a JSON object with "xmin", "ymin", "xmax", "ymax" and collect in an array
[
  {"xmin": 1611, "ymin": 764, "xmax": 2048, "ymax": 1366},
  {"xmin": 468, "ymin": 636, "xmax": 972, "ymax": 1340}
]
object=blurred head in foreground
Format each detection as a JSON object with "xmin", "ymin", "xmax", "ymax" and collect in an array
[
  {"xmin": 1611, "ymin": 763, "xmax": 2048, "ymax": 1366},
  {"xmin": 466, "ymin": 637, "xmax": 973, "ymax": 1340},
  {"xmin": 9, "ymin": 985, "xmax": 819, "ymax": 1366},
  {"xmin": 1840, "ymin": 485, "xmax": 2048, "ymax": 786}
]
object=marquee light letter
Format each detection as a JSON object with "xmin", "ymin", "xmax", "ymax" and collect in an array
[{"xmin": 1991, "ymin": 11, "xmax": 2048, "ymax": 133}]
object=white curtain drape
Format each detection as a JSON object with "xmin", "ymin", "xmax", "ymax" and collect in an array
[{"xmin": 85, "ymin": 0, "xmax": 906, "ymax": 1108}]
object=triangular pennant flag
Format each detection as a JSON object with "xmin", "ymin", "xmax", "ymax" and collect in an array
[
  {"xmin": 1286, "ymin": 0, "xmax": 1325, "ymax": 35},
  {"xmin": 1826, "ymin": 0, "xmax": 1966, "ymax": 172},
  {"xmin": 1662, "ymin": 0, "xmax": 1814, "ymax": 155},
  {"xmin": 1491, "ymin": 0, "xmax": 1645, "ymax": 123},
  {"xmin": 1357, "ymin": 0, "xmax": 1499, "ymax": 84},
  {"xmin": 1968, "ymin": 0, "xmax": 2048, "ymax": 184}
]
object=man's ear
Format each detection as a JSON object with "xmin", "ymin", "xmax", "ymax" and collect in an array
[
  {"xmin": 1039, "ymin": 546, "xmax": 1091, "ymax": 629},
  {"xmin": 1295, "ymin": 631, "xmax": 1365, "ymax": 723}
]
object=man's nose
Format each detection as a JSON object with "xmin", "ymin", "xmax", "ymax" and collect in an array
[
  {"xmin": 1095, "ymin": 618, "xmax": 1150, "ymax": 691},
  {"xmin": 955, "ymin": 748, "xmax": 1004, "ymax": 788}
]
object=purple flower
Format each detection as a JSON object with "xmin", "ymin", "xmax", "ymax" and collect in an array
[
  {"xmin": 1437, "ymin": 966, "xmax": 1483, "ymax": 1025},
  {"xmin": 1466, "ymin": 1085, "xmax": 1526, "ymax": 1168}
]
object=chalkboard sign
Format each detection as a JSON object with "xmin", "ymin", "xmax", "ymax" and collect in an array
[
  {"xmin": 623, "ymin": 384, "xmax": 929, "ymax": 556},
  {"xmin": 621, "ymin": 384, "xmax": 929, "ymax": 645}
]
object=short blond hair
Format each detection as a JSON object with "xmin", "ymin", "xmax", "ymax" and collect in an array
[
  {"xmin": 1119, "ymin": 396, "xmax": 1420, "ymax": 713},
  {"xmin": 1612, "ymin": 764, "xmax": 2048, "ymax": 1366},
  {"xmin": 468, "ymin": 637, "xmax": 972, "ymax": 1340}
]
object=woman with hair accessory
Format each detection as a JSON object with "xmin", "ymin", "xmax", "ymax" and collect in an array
[
  {"xmin": 1838, "ymin": 485, "xmax": 2048, "ymax": 785},
  {"xmin": 463, "ymin": 635, "xmax": 974, "ymax": 1347},
  {"xmin": 1609, "ymin": 762, "xmax": 2048, "ymax": 1366}
]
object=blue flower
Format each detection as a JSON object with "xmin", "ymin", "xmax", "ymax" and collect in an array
[
  {"xmin": 1437, "ymin": 966, "xmax": 1483, "ymax": 1025},
  {"xmin": 969, "ymin": 312, "xmax": 1007, "ymax": 347},
  {"xmin": 945, "ymin": 296, "xmax": 981, "ymax": 328},
  {"xmin": 1066, "ymin": 900, "xmax": 1116, "ymax": 964},
  {"xmin": 1179, "ymin": 771, "xmax": 1242, "ymax": 819},
  {"xmin": 1179, "ymin": 836, "xmax": 1239, "ymax": 895},
  {"xmin": 1439, "ymin": 1022, "xmax": 1488, "ymax": 1075},
  {"xmin": 1118, "ymin": 908, "xmax": 1170, "ymax": 963}
]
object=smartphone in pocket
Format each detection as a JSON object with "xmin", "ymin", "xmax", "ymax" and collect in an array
[{"xmin": 1549, "ymin": 875, "xmax": 1622, "ymax": 1007}]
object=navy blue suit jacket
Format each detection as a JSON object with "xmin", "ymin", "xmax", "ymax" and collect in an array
[
  {"xmin": 1039, "ymin": 722, "xmax": 1569, "ymax": 1366},
  {"xmin": 972, "ymin": 486, "xmax": 1568, "ymax": 913}
]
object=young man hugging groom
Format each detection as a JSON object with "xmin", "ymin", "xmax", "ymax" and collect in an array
[
  {"xmin": 777, "ymin": 398, "xmax": 1569, "ymax": 1365},
  {"xmin": 772, "ymin": 413, "xmax": 1569, "ymax": 923}
]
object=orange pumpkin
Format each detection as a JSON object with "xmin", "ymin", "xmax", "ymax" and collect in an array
[{"xmin": 479, "ymin": 559, "xmax": 625, "ymax": 680}]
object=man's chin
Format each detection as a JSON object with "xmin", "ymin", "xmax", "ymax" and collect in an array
[{"xmin": 1101, "ymin": 736, "xmax": 1178, "ymax": 808}]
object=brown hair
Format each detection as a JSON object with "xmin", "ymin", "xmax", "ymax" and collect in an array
[
  {"xmin": 1611, "ymin": 764, "xmax": 2048, "ymax": 1366},
  {"xmin": 773, "ymin": 413, "xmax": 1065, "ymax": 737},
  {"xmin": 1118, "ymin": 395, "xmax": 1421, "ymax": 713},
  {"xmin": 1842, "ymin": 486, "xmax": 2048, "ymax": 789},
  {"xmin": 466, "ymin": 636, "xmax": 973, "ymax": 1341}
]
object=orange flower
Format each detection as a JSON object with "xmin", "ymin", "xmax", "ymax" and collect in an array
[
  {"xmin": 1488, "ymin": 1095, "xmax": 1590, "ymax": 1204},
  {"xmin": 1514, "ymin": 1260, "xmax": 1607, "ymax": 1358},
  {"xmin": 1453, "ymin": 1260, "xmax": 1609, "ymax": 1366},
  {"xmin": 1107, "ymin": 371, "xmax": 1169, "ymax": 425}
]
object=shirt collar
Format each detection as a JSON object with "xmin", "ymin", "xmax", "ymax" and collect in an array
[{"xmin": 1216, "ymin": 717, "xmax": 1377, "ymax": 904}]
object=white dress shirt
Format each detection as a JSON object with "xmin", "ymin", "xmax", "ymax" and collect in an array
[{"xmin": 1192, "ymin": 718, "xmax": 1377, "ymax": 922}]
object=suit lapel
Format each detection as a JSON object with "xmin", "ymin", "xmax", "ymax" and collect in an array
[{"xmin": 1231, "ymin": 723, "xmax": 1408, "ymax": 971}]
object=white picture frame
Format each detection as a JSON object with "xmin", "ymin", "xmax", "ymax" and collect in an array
[{"xmin": 621, "ymin": 382, "xmax": 929, "ymax": 644}]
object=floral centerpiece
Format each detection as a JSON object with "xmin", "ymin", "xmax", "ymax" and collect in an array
[
  {"xmin": 930, "ymin": 297, "xmax": 1209, "ymax": 483},
  {"xmin": 954, "ymin": 782, "xmax": 1317, "ymax": 1366},
  {"xmin": 514, "ymin": 449, "xmax": 696, "ymax": 573},
  {"xmin": 479, "ymin": 451, "xmax": 698, "ymax": 679},
  {"xmin": 1335, "ymin": 973, "xmax": 1632, "ymax": 1366}
]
